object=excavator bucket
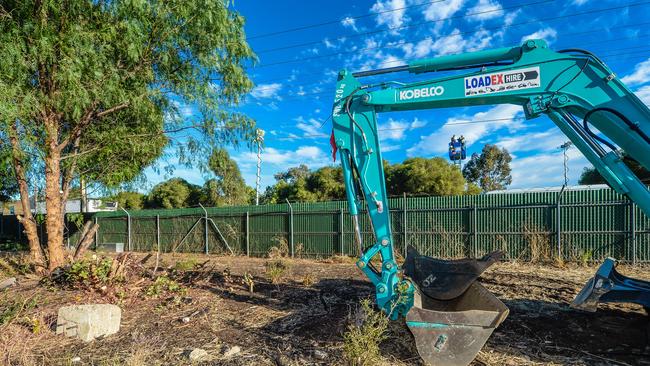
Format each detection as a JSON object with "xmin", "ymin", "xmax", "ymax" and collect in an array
[
  {"xmin": 404, "ymin": 246, "xmax": 509, "ymax": 366},
  {"xmin": 572, "ymin": 257, "xmax": 650, "ymax": 312}
]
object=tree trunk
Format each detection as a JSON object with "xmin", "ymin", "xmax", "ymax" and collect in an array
[
  {"xmin": 9, "ymin": 123, "xmax": 45, "ymax": 270},
  {"xmin": 44, "ymin": 121, "xmax": 66, "ymax": 271}
]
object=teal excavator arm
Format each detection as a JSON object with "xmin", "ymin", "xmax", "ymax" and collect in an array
[{"xmin": 331, "ymin": 39, "xmax": 650, "ymax": 366}]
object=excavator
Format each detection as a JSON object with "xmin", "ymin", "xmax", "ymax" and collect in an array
[{"xmin": 330, "ymin": 39, "xmax": 650, "ymax": 366}]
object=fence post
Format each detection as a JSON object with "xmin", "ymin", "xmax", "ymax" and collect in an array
[
  {"xmin": 94, "ymin": 217, "xmax": 98, "ymax": 249},
  {"xmin": 339, "ymin": 208, "xmax": 344, "ymax": 255},
  {"xmin": 120, "ymin": 208, "xmax": 131, "ymax": 251},
  {"xmin": 156, "ymin": 215, "xmax": 160, "ymax": 253},
  {"xmin": 472, "ymin": 205, "xmax": 478, "ymax": 256},
  {"xmin": 246, "ymin": 211, "xmax": 250, "ymax": 257},
  {"xmin": 199, "ymin": 204, "xmax": 208, "ymax": 255},
  {"xmin": 403, "ymin": 193, "xmax": 407, "ymax": 258},
  {"xmin": 630, "ymin": 200, "xmax": 637, "ymax": 264},
  {"xmin": 286, "ymin": 199, "xmax": 294, "ymax": 258}
]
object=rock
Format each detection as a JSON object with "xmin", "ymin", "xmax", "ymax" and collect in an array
[
  {"xmin": 0, "ymin": 277, "xmax": 16, "ymax": 290},
  {"xmin": 70, "ymin": 356, "xmax": 81, "ymax": 363},
  {"xmin": 188, "ymin": 348, "xmax": 208, "ymax": 361},
  {"xmin": 313, "ymin": 350, "xmax": 328, "ymax": 360},
  {"xmin": 181, "ymin": 317, "xmax": 190, "ymax": 323},
  {"xmin": 222, "ymin": 345, "xmax": 241, "ymax": 357},
  {"xmin": 56, "ymin": 304, "xmax": 121, "ymax": 342}
]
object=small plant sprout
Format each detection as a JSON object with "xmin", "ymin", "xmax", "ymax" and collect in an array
[{"xmin": 243, "ymin": 273, "xmax": 255, "ymax": 293}]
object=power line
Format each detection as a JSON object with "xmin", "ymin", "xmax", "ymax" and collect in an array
[
  {"xmin": 254, "ymin": 1, "xmax": 650, "ymax": 69},
  {"xmin": 247, "ymin": 0, "xmax": 446, "ymax": 40},
  {"xmin": 249, "ymin": 46, "xmax": 650, "ymax": 103},
  {"xmin": 255, "ymin": 0, "xmax": 555, "ymax": 55},
  {"xmin": 250, "ymin": 24, "xmax": 650, "ymax": 94}
]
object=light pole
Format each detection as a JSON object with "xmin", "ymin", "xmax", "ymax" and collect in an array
[
  {"xmin": 559, "ymin": 141, "xmax": 573, "ymax": 187},
  {"xmin": 254, "ymin": 129, "xmax": 265, "ymax": 205}
]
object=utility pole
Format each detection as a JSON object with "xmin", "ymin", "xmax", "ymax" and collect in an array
[{"xmin": 254, "ymin": 128, "xmax": 265, "ymax": 205}]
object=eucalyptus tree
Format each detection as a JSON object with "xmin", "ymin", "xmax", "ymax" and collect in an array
[{"xmin": 0, "ymin": 0, "xmax": 256, "ymax": 271}]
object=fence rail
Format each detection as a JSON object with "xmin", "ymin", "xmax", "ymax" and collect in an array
[{"xmin": 3, "ymin": 187, "xmax": 650, "ymax": 263}]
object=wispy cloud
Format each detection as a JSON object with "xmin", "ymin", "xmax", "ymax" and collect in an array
[
  {"xmin": 521, "ymin": 27, "xmax": 558, "ymax": 44},
  {"xmin": 250, "ymin": 83, "xmax": 283, "ymax": 99},
  {"xmin": 378, "ymin": 117, "xmax": 426, "ymax": 142},
  {"xmin": 510, "ymin": 148, "xmax": 588, "ymax": 188},
  {"xmin": 341, "ymin": 16, "xmax": 358, "ymax": 31},
  {"xmin": 371, "ymin": 0, "xmax": 408, "ymax": 31},
  {"xmin": 466, "ymin": 0, "xmax": 503, "ymax": 21},
  {"xmin": 407, "ymin": 105, "xmax": 524, "ymax": 156},
  {"xmin": 621, "ymin": 58, "xmax": 650, "ymax": 86}
]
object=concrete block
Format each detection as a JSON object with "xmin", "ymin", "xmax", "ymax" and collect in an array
[{"xmin": 56, "ymin": 304, "xmax": 121, "ymax": 342}]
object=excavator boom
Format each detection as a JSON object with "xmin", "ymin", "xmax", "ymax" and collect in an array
[{"xmin": 331, "ymin": 39, "xmax": 650, "ymax": 366}]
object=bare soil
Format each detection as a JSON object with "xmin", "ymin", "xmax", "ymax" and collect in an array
[{"xmin": 1, "ymin": 253, "xmax": 649, "ymax": 366}]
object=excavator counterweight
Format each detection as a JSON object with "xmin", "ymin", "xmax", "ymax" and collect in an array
[{"xmin": 331, "ymin": 39, "xmax": 650, "ymax": 365}]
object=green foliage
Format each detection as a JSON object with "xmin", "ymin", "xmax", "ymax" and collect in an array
[
  {"xmin": 202, "ymin": 148, "xmax": 252, "ymax": 206},
  {"xmin": 66, "ymin": 213, "xmax": 85, "ymax": 230},
  {"xmin": 0, "ymin": 296, "xmax": 38, "ymax": 326},
  {"xmin": 146, "ymin": 178, "xmax": 201, "ymax": 209},
  {"xmin": 386, "ymin": 157, "xmax": 466, "ymax": 196},
  {"xmin": 578, "ymin": 155, "xmax": 650, "ymax": 185},
  {"xmin": 465, "ymin": 182, "xmax": 482, "ymax": 195},
  {"xmin": 343, "ymin": 299, "xmax": 389, "ymax": 366},
  {"xmin": 173, "ymin": 259, "xmax": 198, "ymax": 272},
  {"xmin": 265, "ymin": 260, "xmax": 290, "ymax": 284},
  {"xmin": 261, "ymin": 164, "xmax": 346, "ymax": 203},
  {"xmin": 145, "ymin": 276, "xmax": 185, "ymax": 298},
  {"xmin": 63, "ymin": 258, "xmax": 114, "ymax": 287},
  {"xmin": 0, "ymin": 0, "xmax": 257, "ymax": 260},
  {"xmin": 462, "ymin": 144, "xmax": 513, "ymax": 192},
  {"xmin": 112, "ymin": 191, "xmax": 146, "ymax": 210},
  {"xmin": 0, "ymin": 147, "xmax": 18, "ymax": 201}
]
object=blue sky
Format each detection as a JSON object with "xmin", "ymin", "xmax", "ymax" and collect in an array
[{"xmin": 143, "ymin": 0, "xmax": 650, "ymax": 192}]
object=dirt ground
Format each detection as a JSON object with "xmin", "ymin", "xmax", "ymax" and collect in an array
[{"xmin": 1, "ymin": 252, "xmax": 649, "ymax": 366}]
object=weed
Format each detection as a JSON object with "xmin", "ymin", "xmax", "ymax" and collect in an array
[
  {"xmin": 174, "ymin": 259, "xmax": 198, "ymax": 272},
  {"xmin": 265, "ymin": 260, "xmax": 290, "ymax": 284},
  {"xmin": 243, "ymin": 272, "xmax": 255, "ymax": 293},
  {"xmin": 268, "ymin": 236, "xmax": 289, "ymax": 258},
  {"xmin": 145, "ymin": 276, "xmax": 186, "ymax": 298},
  {"xmin": 522, "ymin": 225, "xmax": 553, "ymax": 263},
  {"xmin": 580, "ymin": 250, "xmax": 594, "ymax": 266},
  {"xmin": 62, "ymin": 257, "xmax": 113, "ymax": 287},
  {"xmin": 0, "ymin": 296, "xmax": 38, "ymax": 326},
  {"xmin": 343, "ymin": 299, "xmax": 389, "ymax": 366},
  {"xmin": 301, "ymin": 273, "xmax": 316, "ymax": 286}
]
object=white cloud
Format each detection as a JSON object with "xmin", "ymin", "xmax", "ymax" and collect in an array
[
  {"xmin": 467, "ymin": 0, "xmax": 503, "ymax": 21},
  {"xmin": 407, "ymin": 104, "xmax": 524, "ymax": 156},
  {"xmin": 621, "ymin": 58, "xmax": 650, "ymax": 86},
  {"xmin": 572, "ymin": 0, "xmax": 589, "ymax": 5},
  {"xmin": 371, "ymin": 0, "xmax": 408, "ymax": 30},
  {"xmin": 341, "ymin": 16, "xmax": 358, "ymax": 31},
  {"xmin": 233, "ymin": 146, "xmax": 330, "ymax": 188},
  {"xmin": 379, "ymin": 119, "xmax": 409, "ymax": 141},
  {"xmin": 323, "ymin": 38, "xmax": 336, "ymax": 49},
  {"xmin": 509, "ymin": 148, "xmax": 589, "ymax": 188},
  {"xmin": 634, "ymin": 85, "xmax": 650, "ymax": 104},
  {"xmin": 413, "ymin": 28, "xmax": 496, "ymax": 57},
  {"xmin": 521, "ymin": 27, "xmax": 557, "ymax": 44},
  {"xmin": 250, "ymin": 83, "xmax": 283, "ymax": 99},
  {"xmin": 494, "ymin": 129, "xmax": 567, "ymax": 153},
  {"xmin": 424, "ymin": 0, "xmax": 465, "ymax": 26},
  {"xmin": 295, "ymin": 116, "xmax": 323, "ymax": 137},
  {"xmin": 379, "ymin": 117, "xmax": 427, "ymax": 142}
]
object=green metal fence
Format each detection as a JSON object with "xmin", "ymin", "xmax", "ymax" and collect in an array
[{"xmin": 83, "ymin": 187, "xmax": 650, "ymax": 263}]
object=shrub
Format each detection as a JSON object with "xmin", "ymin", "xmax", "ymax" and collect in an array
[
  {"xmin": 301, "ymin": 273, "xmax": 316, "ymax": 286},
  {"xmin": 265, "ymin": 260, "xmax": 290, "ymax": 284},
  {"xmin": 243, "ymin": 273, "xmax": 255, "ymax": 293},
  {"xmin": 173, "ymin": 259, "xmax": 198, "ymax": 272},
  {"xmin": 268, "ymin": 236, "xmax": 289, "ymax": 258},
  {"xmin": 145, "ymin": 276, "xmax": 186, "ymax": 298},
  {"xmin": 62, "ymin": 257, "xmax": 113, "ymax": 287},
  {"xmin": 343, "ymin": 299, "xmax": 389, "ymax": 366}
]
